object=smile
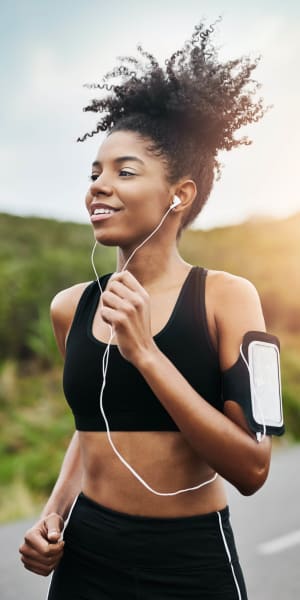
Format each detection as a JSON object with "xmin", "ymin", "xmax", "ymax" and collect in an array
[
  {"xmin": 94, "ymin": 208, "xmax": 116, "ymax": 215},
  {"xmin": 90, "ymin": 202, "xmax": 121, "ymax": 223},
  {"xmin": 90, "ymin": 208, "xmax": 120, "ymax": 223}
]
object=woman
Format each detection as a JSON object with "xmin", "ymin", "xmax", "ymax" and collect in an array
[{"xmin": 20, "ymin": 22, "xmax": 272, "ymax": 599}]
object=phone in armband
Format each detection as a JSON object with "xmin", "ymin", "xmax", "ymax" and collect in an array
[{"xmin": 222, "ymin": 331, "xmax": 285, "ymax": 438}]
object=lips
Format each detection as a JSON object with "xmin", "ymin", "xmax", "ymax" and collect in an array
[
  {"xmin": 90, "ymin": 202, "xmax": 121, "ymax": 223},
  {"xmin": 94, "ymin": 208, "xmax": 116, "ymax": 215},
  {"xmin": 90, "ymin": 202, "xmax": 121, "ymax": 215}
]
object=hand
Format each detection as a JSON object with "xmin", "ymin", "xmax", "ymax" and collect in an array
[
  {"xmin": 101, "ymin": 270, "xmax": 157, "ymax": 365},
  {"xmin": 19, "ymin": 512, "xmax": 65, "ymax": 577}
]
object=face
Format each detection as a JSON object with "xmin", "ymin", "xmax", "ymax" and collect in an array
[{"xmin": 85, "ymin": 130, "xmax": 173, "ymax": 248}]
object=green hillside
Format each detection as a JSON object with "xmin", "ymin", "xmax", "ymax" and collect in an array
[{"xmin": 0, "ymin": 212, "xmax": 299, "ymax": 522}]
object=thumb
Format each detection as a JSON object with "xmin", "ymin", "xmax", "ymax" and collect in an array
[{"xmin": 44, "ymin": 513, "xmax": 64, "ymax": 543}]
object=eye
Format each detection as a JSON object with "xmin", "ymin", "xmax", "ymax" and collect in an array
[
  {"xmin": 119, "ymin": 169, "xmax": 135, "ymax": 177},
  {"xmin": 89, "ymin": 174, "xmax": 99, "ymax": 182}
]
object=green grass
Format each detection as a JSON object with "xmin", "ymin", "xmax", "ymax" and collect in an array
[{"xmin": 0, "ymin": 362, "xmax": 73, "ymax": 522}]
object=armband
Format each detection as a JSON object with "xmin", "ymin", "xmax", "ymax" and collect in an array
[{"xmin": 222, "ymin": 331, "xmax": 285, "ymax": 437}]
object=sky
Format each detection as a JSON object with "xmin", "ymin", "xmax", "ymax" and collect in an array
[{"xmin": 1, "ymin": 0, "xmax": 299, "ymax": 230}]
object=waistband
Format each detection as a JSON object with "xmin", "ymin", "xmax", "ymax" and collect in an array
[
  {"xmin": 65, "ymin": 493, "xmax": 233, "ymax": 569},
  {"xmin": 77, "ymin": 491, "xmax": 229, "ymax": 529}
]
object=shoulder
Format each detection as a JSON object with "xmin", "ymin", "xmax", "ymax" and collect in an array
[
  {"xmin": 205, "ymin": 269, "xmax": 266, "ymax": 369},
  {"xmin": 50, "ymin": 282, "xmax": 92, "ymax": 323},
  {"xmin": 206, "ymin": 269, "xmax": 262, "ymax": 312},
  {"xmin": 50, "ymin": 282, "xmax": 92, "ymax": 356}
]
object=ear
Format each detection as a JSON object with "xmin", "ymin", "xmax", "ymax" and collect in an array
[{"xmin": 171, "ymin": 179, "xmax": 197, "ymax": 212}]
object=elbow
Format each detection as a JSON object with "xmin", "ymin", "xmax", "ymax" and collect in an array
[
  {"xmin": 236, "ymin": 442, "xmax": 271, "ymax": 496},
  {"xmin": 237, "ymin": 461, "xmax": 270, "ymax": 496},
  {"xmin": 235, "ymin": 434, "xmax": 272, "ymax": 496},
  {"xmin": 237, "ymin": 473, "xmax": 267, "ymax": 496}
]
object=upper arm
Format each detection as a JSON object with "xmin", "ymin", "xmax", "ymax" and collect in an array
[
  {"xmin": 50, "ymin": 282, "xmax": 91, "ymax": 358},
  {"xmin": 204, "ymin": 271, "xmax": 272, "ymax": 489},
  {"xmin": 213, "ymin": 273, "xmax": 270, "ymax": 441},
  {"xmin": 214, "ymin": 273, "xmax": 266, "ymax": 371}
]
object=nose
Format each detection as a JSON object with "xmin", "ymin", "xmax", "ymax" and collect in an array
[{"xmin": 89, "ymin": 173, "xmax": 113, "ymax": 199}]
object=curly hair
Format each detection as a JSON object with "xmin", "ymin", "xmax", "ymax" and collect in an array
[{"xmin": 78, "ymin": 19, "xmax": 267, "ymax": 234}]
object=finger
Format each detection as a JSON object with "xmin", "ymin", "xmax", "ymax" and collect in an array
[
  {"xmin": 102, "ymin": 290, "xmax": 128, "ymax": 310},
  {"xmin": 102, "ymin": 292, "xmax": 142, "ymax": 320},
  {"xmin": 23, "ymin": 562, "xmax": 52, "ymax": 577},
  {"xmin": 22, "ymin": 556, "xmax": 59, "ymax": 577},
  {"xmin": 100, "ymin": 306, "xmax": 126, "ymax": 327},
  {"xmin": 104, "ymin": 283, "xmax": 145, "ymax": 310},
  {"xmin": 22, "ymin": 529, "xmax": 50, "ymax": 554},
  {"xmin": 20, "ymin": 539, "xmax": 64, "ymax": 561},
  {"xmin": 21, "ymin": 557, "xmax": 63, "ymax": 578},
  {"xmin": 21, "ymin": 531, "xmax": 64, "ymax": 556},
  {"xmin": 106, "ymin": 279, "xmax": 128, "ymax": 296},
  {"xmin": 21, "ymin": 546, "xmax": 64, "ymax": 569},
  {"xmin": 106, "ymin": 280, "xmax": 136, "ymax": 301},
  {"xmin": 111, "ymin": 270, "xmax": 145, "ymax": 293},
  {"xmin": 45, "ymin": 514, "xmax": 64, "ymax": 542}
]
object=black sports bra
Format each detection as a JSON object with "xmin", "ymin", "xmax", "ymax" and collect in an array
[{"xmin": 63, "ymin": 266, "xmax": 223, "ymax": 431}]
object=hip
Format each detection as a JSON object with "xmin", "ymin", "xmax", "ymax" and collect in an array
[
  {"xmin": 48, "ymin": 492, "xmax": 248, "ymax": 599},
  {"xmin": 65, "ymin": 492, "xmax": 239, "ymax": 569}
]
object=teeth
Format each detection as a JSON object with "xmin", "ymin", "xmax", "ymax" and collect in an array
[{"xmin": 94, "ymin": 208, "xmax": 114, "ymax": 215}]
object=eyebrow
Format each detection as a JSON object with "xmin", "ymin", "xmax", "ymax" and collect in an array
[{"xmin": 92, "ymin": 155, "xmax": 145, "ymax": 168}]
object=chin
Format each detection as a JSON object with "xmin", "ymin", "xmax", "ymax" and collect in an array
[
  {"xmin": 92, "ymin": 225, "xmax": 128, "ymax": 248},
  {"xmin": 92, "ymin": 223, "xmax": 135, "ymax": 248},
  {"xmin": 92, "ymin": 220, "xmax": 156, "ymax": 251},
  {"xmin": 93, "ymin": 232, "xmax": 118, "ymax": 247}
]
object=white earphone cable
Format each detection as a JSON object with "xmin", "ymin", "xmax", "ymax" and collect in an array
[{"xmin": 90, "ymin": 203, "xmax": 218, "ymax": 495}]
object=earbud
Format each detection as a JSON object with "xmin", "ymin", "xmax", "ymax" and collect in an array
[{"xmin": 170, "ymin": 195, "xmax": 181, "ymax": 210}]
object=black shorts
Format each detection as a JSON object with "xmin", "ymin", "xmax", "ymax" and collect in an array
[{"xmin": 47, "ymin": 492, "xmax": 247, "ymax": 599}]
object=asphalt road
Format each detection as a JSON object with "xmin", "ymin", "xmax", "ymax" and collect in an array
[{"xmin": 1, "ymin": 444, "xmax": 299, "ymax": 599}]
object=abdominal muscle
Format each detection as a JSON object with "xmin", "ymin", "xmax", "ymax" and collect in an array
[{"xmin": 79, "ymin": 429, "xmax": 227, "ymax": 517}]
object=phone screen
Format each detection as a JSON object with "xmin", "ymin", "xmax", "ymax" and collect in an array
[{"xmin": 248, "ymin": 341, "xmax": 283, "ymax": 427}]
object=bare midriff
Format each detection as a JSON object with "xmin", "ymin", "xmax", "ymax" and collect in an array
[
  {"xmin": 74, "ymin": 268, "xmax": 227, "ymax": 517},
  {"xmin": 80, "ymin": 430, "xmax": 227, "ymax": 517}
]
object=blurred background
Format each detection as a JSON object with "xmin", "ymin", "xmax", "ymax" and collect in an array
[{"xmin": 0, "ymin": 0, "xmax": 299, "ymax": 525}]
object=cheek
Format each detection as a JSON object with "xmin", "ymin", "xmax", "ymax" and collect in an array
[
  {"xmin": 127, "ymin": 182, "xmax": 168, "ymax": 214},
  {"xmin": 85, "ymin": 191, "xmax": 92, "ymax": 211},
  {"xmin": 128, "ymin": 198, "xmax": 164, "ymax": 229}
]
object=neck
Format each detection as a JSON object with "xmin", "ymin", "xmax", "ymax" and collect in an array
[{"xmin": 116, "ymin": 240, "xmax": 187, "ymax": 287}]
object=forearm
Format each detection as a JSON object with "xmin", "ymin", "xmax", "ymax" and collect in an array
[
  {"xmin": 40, "ymin": 431, "xmax": 83, "ymax": 520},
  {"xmin": 137, "ymin": 347, "xmax": 270, "ymax": 494}
]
